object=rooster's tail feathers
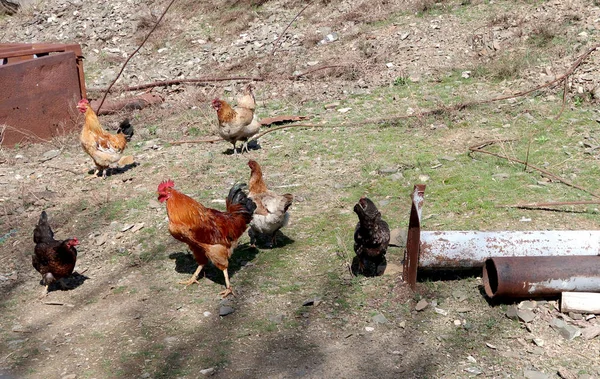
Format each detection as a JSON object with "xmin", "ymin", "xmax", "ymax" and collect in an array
[
  {"xmin": 226, "ymin": 183, "xmax": 256, "ymax": 220},
  {"xmin": 117, "ymin": 118, "xmax": 134, "ymax": 142},
  {"xmin": 34, "ymin": 210, "xmax": 54, "ymax": 243}
]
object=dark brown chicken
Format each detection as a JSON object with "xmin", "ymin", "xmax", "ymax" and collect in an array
[
  {"xmin": 32, "ymin": 211, "xmax": 79, "ymax": 298},
  {"xmin": 353, "ymin": 197, "xmax": 390, "ymax": 276}
]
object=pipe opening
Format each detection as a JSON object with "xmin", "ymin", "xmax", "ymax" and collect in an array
[{"xmin": 483, "ymin": 258, "xmax": 498, "ymax": 298}]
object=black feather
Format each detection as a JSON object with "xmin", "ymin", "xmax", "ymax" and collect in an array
[{"xmin": 117, "ymin": 118, "xmax": 134, "ymax": 142}]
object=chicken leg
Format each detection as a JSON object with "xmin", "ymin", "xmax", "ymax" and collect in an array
[
  {"xmin": 179, "ymin": 264, "xmax": 203, "ymax": 287},
  {"xmin": 218, "ymin": 268, "xmax": 235, "ymax": 298},
  {"xmin": 38, "ymin": 285, "xmax": 49, "ymax": 299}
]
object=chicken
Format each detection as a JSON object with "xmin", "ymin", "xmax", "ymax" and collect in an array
[
  {"xmin": 158, "ymin": 180, "xmax": 256, "ymax": 297},
  {"xmin": 353, "ymin": 197, "xmax": 390, "ymax": 277},
  {"xmin": 247, "ymin": 160, "xmax": 293, "ymax": 248},
  {"xmin": 212, "ymin": 84, "xmax": 260, "ymax": 154},
  {"xmin": 77, "ymin": 99, "xmax": 134, "ymax": 178},
  {"xmin": 32, "ymin": 211, "xmax": 79, "ymax": 298}
]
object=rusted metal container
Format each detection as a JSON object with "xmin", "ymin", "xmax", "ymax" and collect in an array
[
  {"xmin": 483, "ymin": 256, "xmax": 600, "ymax": 298},
  {"xmin": 0, "ymin": 43, "xmax": 86, "ymax": 147}
]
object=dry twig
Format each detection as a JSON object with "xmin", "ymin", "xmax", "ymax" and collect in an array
[
  {"xmin": 272, "ymin": 1, "xmax": 313, "ymax": 56},
  {"xmin": 96, "ymin": 0, "xmax": 177, "ymax": 113},
  {"xmin": 469, "ymin": 141, "xmax": 600, "ymax": 199}
]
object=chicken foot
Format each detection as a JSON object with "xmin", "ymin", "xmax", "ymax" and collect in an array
[
  {"xmin": 218, "ymin": 268, "xmax": 235, "ymax": 298},
  {"xmin": 179, "ymin": 264, "xmax": 203, "ymax": 287}
]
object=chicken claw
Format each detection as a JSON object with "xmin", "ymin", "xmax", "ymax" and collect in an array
[
  {"xmin": 38, "ymin": 285, "xmax": 49, "ymax": 300},
  {"xmin": 219, "ymin": 286, "xmax": 235, "ymax": 298},
  {"xmin": 179, "ymin": 264, "xmax": 203, "ymax": 288},
  {"xmin": 179, "ymin": 277, "xmax": 200, "ymax": 287}
]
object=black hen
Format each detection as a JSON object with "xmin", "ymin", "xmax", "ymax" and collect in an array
[
  {"xmin": 117, "ymin": 118, "xmax": 134, "ymax": 142},
  {"xmin": 32, "ymin": 211, "xmax": 79, "ymax": 298},
  {"xmin": 353, "ymin": 197, "xmax": 390, "ymax": 276}
]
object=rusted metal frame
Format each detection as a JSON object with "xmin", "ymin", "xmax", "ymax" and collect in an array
[
  {"xmin": 403, "ymin": 184, "xmax": 426, "ymax": 290},
  {"xmin": 483, "ymin": 256, "xmax": 600, "ymax": 298},
  {"xmin": 0, "ymin": 43, "xmax": 85, "ymax": 98}
]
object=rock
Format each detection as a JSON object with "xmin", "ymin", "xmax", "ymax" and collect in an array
[
  {"xmin": 464, "ymin": 367, "xmax": 482, "ymax": 375},
  {"xmin": 568, "ymin": 312, "xmax": 583, "ymax": 321},
  {"xmin": 219, "ymin": 306, "xmax": 235, "ymax": 317},
  {"xmin": 532, "ymin": 338, "xmax": 544, "ymax": 347},
  {"xmin": 550, "ymin": 318, "xmax": 580, "ymax": 340},
  {"xmin": 324, "ymin": 102, "xmax": 340, "ymax": 109},
  {"xmin": 121, "ymin": 224, "xmax": 135, "ymax": 232},
  {"xmin": 517, "ymin": 309, "xmax": 535, "ymax": 323},
  {"xmin": 452, "ymin": 290, "xmax": 468, "ymax": 302},
  {"xmin": 398, "ymin": 320, "xmax": 406, "ymax": 329},
  {"xmin": 389, "ymin": 228, "xmax": 407, "ymax": 247},
  {"xmin": 581, "ymin": 325, "xmax": 600, "ymax": 340},
  {"xmin": 415, "ymin": 299, "xmax": 428, "ymax": 311},
  {"xmin": 364, "ymin": 326, "xmax": 375, "ymax": 332},
  {"xmin": 61, "ymin": 375, "xmax": 77, "ymax": 379},
  {"xmin": 200, "ymin": 367, "xmax": 215, "ymax": 376},
  {"xmin": 41, "ymin": 149, "xmax": 60, "ymax": 161},
  {"xmin": 461, "ymin": 71, "xmax": 471, "ymax": 79},
  {"xmin": 388, "ymin": 173, "xmax": 404, "ymax": 181},
  {"xmin": 519, "ymin": 300, "xmax": 536, "ymax": 310},
  {"xmin": 505, "ymin": 305, "xmax": 519, "ymax": 320},
  {"xmin": 434, "ymin": 307, "xmax": 448, "ymax": 316},
  {"xmin": 523, "ymin": 370, "xmax": 549, "ymax": 379},
  {"xmin": 372, "ymin": 313, "xmax": 388, "ymax": 324},
  {"xmin": 337, "ymin": 107, "xmax": 352, "ymax": 113},
  {"xmin": 557, "ymin": 367, "xmax": 576, "ymax": 379},
  {"xmin": 302, "ymin": 297, "xmax": 321, "ymax": 307},
  {"xmin": 203, "ymin": 311, "xmax": 211, "ymax": 317},
  {"xmin": 485, "ymin": 342, "xmax": 497, "ymax": 349}
]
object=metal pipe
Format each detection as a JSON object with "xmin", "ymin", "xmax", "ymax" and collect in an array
[
  {"xmin": 483, "ymin": 256, "xmax": 600, "ymax": 298},
  {"xmin": 420, "ymin": 231, "xmax": 600, "ymax": 269}
]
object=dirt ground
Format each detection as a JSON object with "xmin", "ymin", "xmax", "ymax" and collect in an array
[{"xmin": 1, "ymin": 0, "xmax": 600, "ymax": 378}]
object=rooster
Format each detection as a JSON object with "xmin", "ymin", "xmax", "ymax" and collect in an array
[
  {"xmin": 32, "ymin": 211, "xmax": 79, "ymax": 298},
  {"xmin": 158, "ymin": 180, "xmax": 256, "ymax": 297},
  {"xmin": 247, "ymin": 160, "xmax": 293, "ymax": 248},
  {"xmin": 212, "ymin": 84, "xmax": 260, "ymax": 154},
  {"xmin": 77, "ymin": 99, "xmax": 134, "ymax": 178},
  {"xmin": 353, "ymin": 197, "xmax": 390, "ymax": 277}
]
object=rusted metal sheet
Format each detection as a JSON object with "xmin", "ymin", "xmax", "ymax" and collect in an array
[
  {"xmin": 483, "ymin": 256, "xmax": 600, "ymax": 298},
  {"xmin": 419, "ymin": 230, "xmax": 600, "ymax": 268},
  {"xmin": 0, "ymin": 43, "xmax": 85, "ymax": 147},
  {"xmin": 259, "ymin": 115, "xmax": 310, "ymax": 126},
  {"xmin": 403, "ymin": 184, "xmax": 426, "ymax": 290}
]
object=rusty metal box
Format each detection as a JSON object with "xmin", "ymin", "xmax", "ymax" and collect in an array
[{"xmin": 0, "ymin": 43, "xmax": 86, "ymax": 147}]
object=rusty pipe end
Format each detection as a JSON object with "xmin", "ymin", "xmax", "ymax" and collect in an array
[{"xmin": 482, "ymin": 258, "xmax": 498, "ymax": 298}]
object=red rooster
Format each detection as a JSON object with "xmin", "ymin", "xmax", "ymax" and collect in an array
[{"xmin": 158, "ymin": 180, "xmax": 255, "ymax": 297}]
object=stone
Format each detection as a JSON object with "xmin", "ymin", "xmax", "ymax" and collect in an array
[
  {"xmin": 365, "ymin": 326, "xmax": 375, "ymax": 332},
  {"xmin": 581, "ymin": 325, "xmax": 600, "ymax": 340},
  {"xmin": 389, "ymin": 228, "xmax": 407, "ymax": 247},
  {"xmin": 219, "ymin": 306, "xmax": 234, "ymax": 317},
  {"xmin": 557, "ymin": 367, "xmax": 576, "ymax": 379},
  {"xmin": 523, "ymin": 370, "xmax": 549, "ymax": 379},
  {"xmin": 302, "ymin": 297, "xmax": 321, "ymax": 307},
  {"xmin": 434, "ymin": 307, "xmax": 448, "ymax": 316},
  {"xmin": 519, "ymin": 300, "xmax": 536, "ymax": 310},
  {"xmin": 505, "ymin": 305, "xmax": 519, "ymax": 320},
  {"xmin": 200, "ymin": 367, "xmax": 215, "ymax": 376},
  {"xmin": 464, "ymin": 367, "xmax": 482, "ymax": 375},
  {"xmin": 551, "ymin": 318, "xmax": 580, "ymax": 340},
  {"xmin": 372, "ymin": 313, "xmax": 388, "ymax": 324},
  {"xmin": 61, "ymin": 375, "xmax": 77, "ymax": 379},
  {"xmin": 517, "ymin": 309, "xmax": 536, "ymax": 323},
  {"xmin": 415, "ymin": 299, "xmax": 428, "ymax": 311}
]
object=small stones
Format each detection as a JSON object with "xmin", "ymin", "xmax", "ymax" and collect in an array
[
  {"xmin": 372, "ymin": 313, "xmax": 388, "ymax": 324},
  {"xmin": 550, "ymin": 318, "xmax": 580, "ymax": 340},
  {"xmin": 302, "ymin": 297, "xmax": 321, "ymax": 307},
  {"xmin": 415, "ymin": 299, "xmax": 428, "ymax": 311},
  {"xmin": 517, "ymin": 309, "xmax": 536, "ymax": 323},
  {"xmin": 581, "ymin": 325, "xmax": 600, "ymax": 340},
  {"xmin": 200, "ymin": 367, "xmax": 215, "ymax": 376},
  {"xmin": 219, "ymin": 306, "xmax": 235, "ymax": 317},
  {"xmin": 523, "ymin": 370, "xmax": 549, "ymax": 379},
  {"xmin": 364, "ymin": 326, "xmax": 375, "ymax": 332}
]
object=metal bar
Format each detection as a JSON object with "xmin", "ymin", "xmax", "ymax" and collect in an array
[
  {"xmin": 403, "ymin": 184, "xmax": 426, "ymax": 290},
  {"xmin": 419, "ymin": 230, "xmax": 600, "ymax": 268},
  {"xmin": 483, "ymin": 256, "xmax": 600, "ymax": 298}
]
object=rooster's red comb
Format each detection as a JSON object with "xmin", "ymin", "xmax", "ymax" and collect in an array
[{"xmin": 158, "ymin": 180, "xmax": 175, "ymax": 193}]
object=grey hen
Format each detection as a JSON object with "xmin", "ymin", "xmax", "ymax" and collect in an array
[{"xmin": 353, "ymin": 197, "xmax": 390, "ymax": 276}]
